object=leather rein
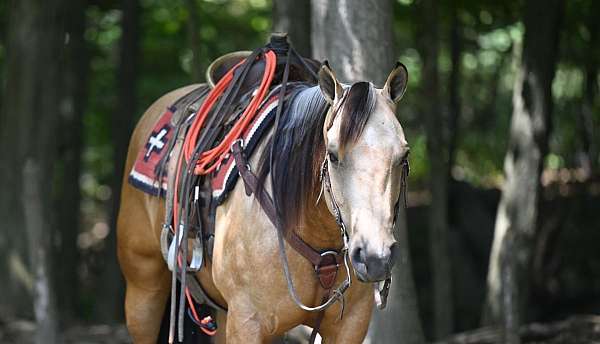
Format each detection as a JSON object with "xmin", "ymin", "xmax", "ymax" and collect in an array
[{"xmin": 229, "ymin": 40, "xmax": 410, "ymax": 341}]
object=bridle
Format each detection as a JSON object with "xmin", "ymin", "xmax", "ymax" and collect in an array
[
  {"xmin": 230, "ymin": 45, "xmax": 410, "ymax": 341},
  {"xmin": 231, "ymin": 96, "xmax": 410, "ymax": 343},
  {"xmin": 275, "ymin": 83, "xmax": 412, "ymax": 313}
]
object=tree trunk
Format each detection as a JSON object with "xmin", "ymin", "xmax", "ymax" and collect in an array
[
  {"xmin": 273, "ymin": 0, "xmax": 311, "ymax": 57},
  {"xmin": 447, "ymin": 5, "xmax": 462, "ymax": 172},
  {"xmin": 417, "ymin": 0, "xmax": 453, "ymax": 339},
  {"xmin": 367, "ymin": 207, "xmax": 425, "ymax": 344},
  {"xmin": 312, "ymin": 1, "xmax": 425, "ymax": 343},
  {"xmin": 578, "ymin": 0, "xmax": 599, "ymax": 173},
  {"xmin": 311, "ymin": 0, "xmax": 394, "ymax": 85},
  {"xmin": 0, "ymin": 0, "xmax": 65, "ymax": 341},
  {"xmin": 97, "ymin": 0, "xmax": 139, "ymax": 323},
  {"xmin": 483, "ymin": 1, "xmax": 563, "ymax": 342},
  {"xmin": 54, "ymin": 0, "xmax": 88, "ymax": 322},
  {"xmin": 186, "ymin": 0, "xmax": 202, "ymax": 82}
]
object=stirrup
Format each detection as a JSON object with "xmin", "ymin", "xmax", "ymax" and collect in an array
[
  {"xmin": 187, "ymin": 230, "xmax": 203, "ymax": 272},
  {"xmin": 164, "ymin": 224, "xmax": 204, "ymax": 272},
  {"xmin": 160, "ymin": 224, "xmax": 173, "ymax": 264},
  {"xmin": 167, "ymin": 224, "xmax": 183, "ymax": 272}
]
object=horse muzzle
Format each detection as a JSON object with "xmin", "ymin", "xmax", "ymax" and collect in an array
[{"xmin": 350, "ymin": 242, "xmax": 399, "ymax": 282}]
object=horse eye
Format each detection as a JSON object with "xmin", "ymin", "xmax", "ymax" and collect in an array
[{"xmin": 328, "ymin": 152, "xmax": 339, "ymax": 164}]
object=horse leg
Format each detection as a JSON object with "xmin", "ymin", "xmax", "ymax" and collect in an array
[
  {"xmin": 224, "ymin": 297, "xmax": 272, "ymax": 344},
  {"xmin": 213, "ymin": 309, "xmax": 228, "ymax": 344},
  {"xmin": 118, "ymin": 192, "xmax": 170, "ymax": 344},
  {"xmin": 120, "ymin": 247, "xmax": 171, "ymax": 343},
  {"xmin": 318, "ymin": 294, "xmax": 373, "ymax": 344}
]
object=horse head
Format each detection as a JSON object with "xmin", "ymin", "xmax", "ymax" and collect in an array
[{"xmin": 318, "ymin": 62, "xmax": 409, "ymax": 282}]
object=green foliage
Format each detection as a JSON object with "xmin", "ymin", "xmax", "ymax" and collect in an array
[
  {"xmin": 392, "ymin": 0, "xmax": 599, "ymax": 187},
  {"xmin": 0, "ymin": 0, "xmax": 591, "ymax": 194},
  {"xmin": 82, "ymin": 0, "xmax": 272, "ymax": 193},
  {"xmin": 1, "ymin": 0, "xmax": 589, "ymax": 194}
]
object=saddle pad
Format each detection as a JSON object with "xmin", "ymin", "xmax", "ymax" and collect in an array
[
  {"xmin": 211, "ymin": 95, "xmax": 278, "ymax": 204},
  {"xmin": 128, "ymin": 90, "xmax": 281, "ymax": 203},
  {"xmin": 128, "ymin": 106, "xmax": 175, "ymax": 196}
]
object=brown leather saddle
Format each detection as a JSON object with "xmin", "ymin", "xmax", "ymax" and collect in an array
[
  {"xmin": 168, "ymin": 49, "xmax": 320, "ymax": 127},
  {"xmin": 206, "ymin": 49, "xmax": 321, "ymax": 90}
]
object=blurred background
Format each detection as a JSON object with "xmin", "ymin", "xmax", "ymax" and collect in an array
[{"xmin": 0, "ymin": 0, "xmax": 598, "ymax": 343}]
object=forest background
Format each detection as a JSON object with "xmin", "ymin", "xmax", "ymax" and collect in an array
[{"xmin": 0, "ymin": 0, "xmax": 598, "ymax": 343}]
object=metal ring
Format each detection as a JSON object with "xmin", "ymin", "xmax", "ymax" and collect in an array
[
  {"xmin": 231, "ymin": 138, "xmax": 244, "ymax": 150},
  {"xmin": 315, "ymin": 250, "xmax": 340, "ymax": 272},
  {"xmin": 320, "ymin": 250, "xmax": 338, "ymax": 258}
]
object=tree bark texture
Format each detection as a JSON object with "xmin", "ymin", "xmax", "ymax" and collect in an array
[
  {"xmin": 273, "ymin": 0, "xmax": 311, "ymax": 57},
  {"xmin": 311, "ymin": 0, "xmax": 394, "ymax": 85},
  {"xmin": 0, "ymin": 0, "xmax": 65, "ymax": 341},
  {"xmin": 186, "ymin": 0, "xmax": 202, "ymax": 82},
  {"xmin": 484, "ymin": 0, "xmax": 563, "ymax": 339},
  {"xmin": 312, "ymin": 1, "xmax": 425, "ymax": 343},
  {"xmin": 417, "ymin": 0, "xmax": 453, "ymax": 339},
  {"xmin": 447, "ymin": 5, "xmax": 462, "ymax": 172},
  {"xmin": 579, "ymin": 0, "xmax": 599, "ymax": 173},
  {"xmin": 98, "ymin": 0, "xmax": 139, "ymax": 323},
  {"xmin": 54, "ymin": 0, "xmax": 88, "ymax": 321}
]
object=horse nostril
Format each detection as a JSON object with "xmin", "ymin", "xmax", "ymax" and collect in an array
[{"xmin": 351, "ymin": 247, "xmax": 365, "ymax": 264}]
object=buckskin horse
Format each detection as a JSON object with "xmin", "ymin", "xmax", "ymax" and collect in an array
[{"xmin": 117, "ymin": 37, "xmax": 410, "ymax": 343}]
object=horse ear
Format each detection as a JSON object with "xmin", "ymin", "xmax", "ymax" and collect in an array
[
  {"xmin": 383, "ymin": 62, "xmax": 408, "ymax": 104},
  {"xmin": 318, "ymin": 61, "xmax": 343, "ymax": 105}
]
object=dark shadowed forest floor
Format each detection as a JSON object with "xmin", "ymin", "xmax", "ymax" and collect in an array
[
  {"xmin": 437, "ymin": 315, "xmax": 600, "ymax": 344},
  {"xmin": 2, "ymin": 315, "xmax": 600, "ymax": 343},
  {"xmin": 0, "ymin": 321, "xmax": 129, "ymax": 343}
]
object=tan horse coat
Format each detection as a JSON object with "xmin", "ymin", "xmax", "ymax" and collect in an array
[{"xmin": 118, "ymin": 63, "xmax": 409, "ymax": 343}]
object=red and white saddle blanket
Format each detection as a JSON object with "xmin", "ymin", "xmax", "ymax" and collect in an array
[{"xmin": 128, "ymin": 91, "xmax": 280, "ymax": 204}]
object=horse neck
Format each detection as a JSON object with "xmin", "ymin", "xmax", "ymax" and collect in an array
[{"xmin": 295, "ymin": 187, "xmax": 343, "ymax": 250}]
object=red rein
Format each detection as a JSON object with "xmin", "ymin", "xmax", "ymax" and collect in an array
[{"xmin": 171, "ymin": 50, "xmax": 277, "ymax": 333}]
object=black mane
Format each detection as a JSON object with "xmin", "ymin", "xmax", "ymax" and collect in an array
[{"xmin": 257, "ymin": 81, "xmax": 377, "ymax": 231}]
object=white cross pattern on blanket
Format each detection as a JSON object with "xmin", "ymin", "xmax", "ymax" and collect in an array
[{"xmin": 144, "ymin": 126, "xmax": 169, "ymax": 161}]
